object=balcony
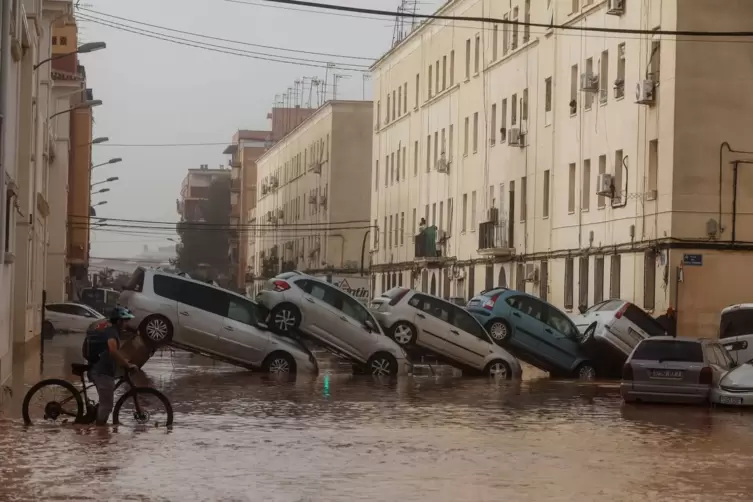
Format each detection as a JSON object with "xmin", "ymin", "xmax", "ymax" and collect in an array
[
  {"xmin": 413, "ymin": 225, "xmax": 449, "ymax": 267},
  {"xmin": 231, "ymin": 177, "xmax": 241, "ymax": 191},
  {"xmin": 477, "ymin": 221, "xmax": 514, "ymax": 256}
]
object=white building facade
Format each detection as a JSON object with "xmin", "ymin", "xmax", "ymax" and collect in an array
[
  {"xmin": 252, "ymin": 101, "xmax": 372, "ymax": 290},
  {"xmin": 371, "ymin": 0, "xmax": 753, "ymax": 335}
]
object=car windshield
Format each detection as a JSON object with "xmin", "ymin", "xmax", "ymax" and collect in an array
[
  {"xmin": 632, "ymin": 340, "xmax": 704, "ymax": 363},
  {"xmin": 585, "ymin": 299, "xmax": 624, "ymax": 314},
  {"xmin": 720, "ymin": 308, "xmax": 753, "ymax": 339}
]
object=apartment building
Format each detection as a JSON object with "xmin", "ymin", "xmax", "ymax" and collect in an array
[
  {"xmin": 252, "ymin": 101, "xmax": 372, "ymax": 290},
  {"xmin": 177, "ymin": 165, "xmax": 231, "ymax": 222},
  {"xmin": 370, "ymin": 0, "xmax": 753, "ymax": 335},
  {"xmin": 223, "ymin": 130, "xmax": 271, "ymax": 291}
]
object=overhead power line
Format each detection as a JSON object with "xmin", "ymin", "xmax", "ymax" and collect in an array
[
  {"xmin": 69, "ymin": 215, "xmax": 371, "ymax": 227},
  {"xmin": 256, "ymin": 0, "xmax": 753, "ymax": 38},
  {"xmin": 75, "ymin": 13, "xmax": 369, "ymax": 72},
  {"xmin": 76, "ymin": 7, "xmax": 376, "ymax": 61},
  {"xmin": 96, "ymin": 142, "xmax": 230, "ymax": 147}
]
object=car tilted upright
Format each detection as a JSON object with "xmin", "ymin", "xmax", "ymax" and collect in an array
[
  {"xmin": 370, "ymin": 287, "xmax": 521, "ymax": 379},
  {"xmin": 256, "ymin": 272, "xmax": 411, "ymax": 377}
]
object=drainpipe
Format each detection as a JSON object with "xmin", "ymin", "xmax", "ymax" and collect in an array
[
  {"xmin": 0, "ymin": 0, "xmax": 11, "ymax": 265},
  {"xmin": 360, "ymin": 230, "xmax": 370, "ymax": 276}
]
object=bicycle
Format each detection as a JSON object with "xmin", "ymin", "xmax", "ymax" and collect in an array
[{"xmin": 22, "ymin": 362, "xmax": 174, "ymax": 427}]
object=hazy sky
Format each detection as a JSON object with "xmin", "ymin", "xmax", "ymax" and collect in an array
[{"xmin": 82, "ymin": 0, "xmax": 442, "ymax": 260}]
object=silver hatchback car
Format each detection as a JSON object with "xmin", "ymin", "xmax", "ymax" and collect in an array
[
  {"xmin": 621, "ymin": 336, "xmax": 734, "ymax": 405},
  {"xmin": 256, "ymin": 272, "xmax": 410, "ymax": 377},
  {"xmin": 371, "ymin": 288, "xmax": 522, "ymax": 379},
  {"xmin": 118, "ymin": 267, "xmax": 318, "ymax": 376}
]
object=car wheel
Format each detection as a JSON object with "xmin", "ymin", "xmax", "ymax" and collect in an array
[
  {"xmin": 262, "ymin": 351, "xmax": 296, "ymax": 375},
  {"xmin": 42, "ymin": 321, "xmax": 55, "ymax": 339},
  {"xmin": 575, "ymin": 362, "xmax": 597, "ymax": 381},
  {"xmin": 579, "ymin": 323, "xmax": 597, "ymax": 346},
  {"xmin": 484, "ymin": 360, "xmax": 512, "ymax": 379},
  {"xmin": 367, "ymin": 353, "xmax": 398, "ymax": 377},
  {"xmin": 486, "ymin": 319, "xmax": 511, "ymax": 343},
  {"xmin": 140, "ymin": 315, "xmax": 173, "ymax": 347},
  {"xmin": 390, "ymin": 322, "xmax": 417, "ymax": 346},
  {"xmin": 270, "ymin": 304, "xmax": 301, "ymax": 333}
]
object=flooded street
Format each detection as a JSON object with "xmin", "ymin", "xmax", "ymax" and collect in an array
[{"xmin": 2, "ymin": 338, "xmax": 753, "ymax": 501}]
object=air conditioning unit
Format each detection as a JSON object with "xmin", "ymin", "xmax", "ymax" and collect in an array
[
  {"xmin": 635, "ymin": 79, "xmax": 656, "ymax": 105},
  {"xmin": 436, "ymin": 153, "xmax": 450, "ymax": 173},
  {"xmin": 596, "ymin": 172, "xmax": 614, "ymax": 197},
  {"xmin": 284, "ymin": 241, "xmax": 294, "ymax": 250},
  {"xmin": 267, "ymin": 214, "xmax": 276, "ymax": 224},
  {"xmin": 269, "ymin": 176, "xmax": 279, "ymax": 188},
  {"xmin": 312, "ymin": 162, "xmax": 322, "ymax": 174},
  {"xmin": 308, "ymin": 194, "xmax": 317, "ymax": 204},
  {"xmin": 606, "ymin": 0, "xmax": 625, "ymax": 15},
  {"xmin": 261, "ymin": 184, "xmax": 268, "ymax": 195},
  {"xmin": 488, "ymin": 207, "xmax": 499, "ymax": 223},
  {"xmin": 508, "ymin": 128, "xmax": 521, "ymax": 146},
  {"xmin": 454, "ymin": 267, "xmax": 466, "ymax": 279},
  {"xmin": 277, "ymin": 209, "xmax": 284, "ymax": 219},
  {"xmin": 525, "ymin": 264, "xmax": 539, "ymax": 283},
  {"xmin": 580, "ymin": 72, "xmax": 599, "ymax": 92}
]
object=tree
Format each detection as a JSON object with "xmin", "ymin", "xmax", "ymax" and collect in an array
[{"xmin": 174, "ymin": 177, "xmax": 232, "ymax": 282}]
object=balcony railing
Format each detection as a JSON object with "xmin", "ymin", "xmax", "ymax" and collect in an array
[{"xmin": 478, "ymin": 221, "xmax": 513, "ymax": 256}]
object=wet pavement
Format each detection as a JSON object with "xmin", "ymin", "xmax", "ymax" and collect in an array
[{"xmin": 2, "ymin": 336, "xmax": 753, "ymax": 501}]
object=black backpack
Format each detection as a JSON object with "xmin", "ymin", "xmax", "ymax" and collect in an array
[{"xmin": 82, "ymin": 320, "xmax": 111, "ymax": 364}]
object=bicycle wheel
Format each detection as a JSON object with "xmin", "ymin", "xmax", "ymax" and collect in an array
[
  {"xmin": 112, "ymin": 387, "xmax": 173, "ymax": 428},
  {"xmin": 22, "ymin": 379, "xmax": 84, "ymax": 426}
]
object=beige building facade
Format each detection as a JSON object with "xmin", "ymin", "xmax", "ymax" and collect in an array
[
  {"xmin": 370, "ymin": 0, "xmax": 753, "ymax": 336},
  {"xmin": 252, "ymin": 101, "xmax": 373, "ymax": 291}
]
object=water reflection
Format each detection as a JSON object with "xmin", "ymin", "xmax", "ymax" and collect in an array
[{"xmin": 0, "ymin": 338, "xmax": 753, "ymax": 500}]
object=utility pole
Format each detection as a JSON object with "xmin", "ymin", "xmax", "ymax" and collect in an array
[
  {"xmin": 361, "ymin": 74, "xmax": 371, "ymax": 100},
  {"xmin": 333, "ymin": 73, "xmax": 351, "ymax": 101}
]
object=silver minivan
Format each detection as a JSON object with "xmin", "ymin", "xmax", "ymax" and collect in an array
[{"xmin": 118, "ymin": 267, "xmax": 318, "ymax": 376}]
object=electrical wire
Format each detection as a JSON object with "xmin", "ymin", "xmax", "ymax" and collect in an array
[
  {"xmin": 76, "ymin": 7, "xmax": 376, "ymax": 62},
  {"xmin": 75, "ymin": 13, "xmax": 369, "ymax": 72},
  {"xmin": 95, "ymin": 142, "xmax": 230, "ymax": 147},
  {"xmin": 255, "ymin": 0, "xmax": 753, "ymax": 38},
  {"xmin": 224, "ymin": 0, "xmax": 392, "ymax": 23},
  {"xmin": 68, "ymin": 214, "xmax": 371, "ymax": 227}
]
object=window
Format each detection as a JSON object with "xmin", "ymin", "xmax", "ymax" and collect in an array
[
  {"xmin": 503, "ymin": 14, "xmax": 510, "ymax": 55},
  {"xmin": 434, "ymin": 131, "xmax": 439, "ymax": 167},
  {"xmin": 390, "ymin": 153, "xmax": 395, "ymax": 184},
  {"xmin": 397, "ymin": 87, "xmax": 402, "ymax": 116},
  {"xmin": 341, "ymin": 294, "xmax": 370, "ymax": 325},
  {"xmin": 435, "ymin": 60, "xmax": 440, "ymax": 93},
  {"xmin": 543, "ymin": 170, "xmax": 550, "ymax": 218},
  {"xmin": 624, "ymin": 305, "xmax": 666, "ymax": 337},
  {"xmin": 523, "ymin": 0, "xmax": 531, "ymax": 42},
  {"xmin": 450, "ymin": 49, "xmax": 455, "ymax": 87},
  {"xmin": 598, "ymin": 155, "xmax": 607, "ymax": 208},
  {"xmin": 546, "ymin": 306, "xmax": 579, "ymax": 338},
  {"xmin": 376, "ymin": 100, "xmax": 381, "ymax": 127},
  {"xmin": 388, "ymin": 216, "xmax": 393, "ymax": 248},
  {"xmin": 415, "ymin": 73, "xmax": 420, "ymax": 108},
  {"xmin": 540, "ymin": 261, "xmax": 549, "ymax": 301},
  {"xmin": 570, "ymin": 64, "xmax": 578, "ymax": 115},
  {"xmin": 386, "ymin": 94, "xmax": 391, "ymax": 124},
  {"xmin": 511, "ymin": 93, "xmax": 517, "ymax": 125},
  {"xmin": 463, "ymin": 117, "xmax": 469, "ymax": 155},
  {"xmin": 373, "ymin": 219, "xmax": 379, "ymax": 248},
  {"xmin": 644, "ymin": 250, "xmax": 656, "ymax": 310},
  {"xmin": 578, "ymin": 256, "xmax": 589, "ymax": 308},
  {"xmin": 600, "ymin": 50, "xmax": 609, "ymax": 103},
  {"xmin": 400, "ymin": 213, "xmax": 405, "ymax": 246},
  {"xmin": 721, "ymin": 309, "xmax": 753, "ymax": 339},
  {"xmin": 60, "ymin": 36, "xmax": 68, "ymax": 45},
  {"xmin": 582, "ymin": 159, "xmax": 591, "ymax": 211},
  {"xmin": 564, "ymin": 257, "xmax": 574, "ymax": 310},
  {"xmin": 474, "ymin": 34, "xmax": 480, "ymax": 74},
  {"xmin": 442, "ymin": 55, "xmax": 447, "ymax": 90},
  {"xmin": 492, "ymin": 25, "xmax": 499, "ymax": 61},
  {"xmin": 428, "ymin": 65, "xmax": 433, "ymax": 97},
  {"xmin": 507, "ymin": 295, "xmax": 545, "ymax": 322},
  {"xmin": 176, "ymin": 280, "xmax": 228, "ymax": 316},
  {"xmin": 633, "ymin": 340, "xmax": 703, "ymax": 363},
  {"xmin": 568, "ymin": 163, "xmax": 576, "ymax": 213},
  {"xmin": 439, "ymin": 201, "xmax": 444, "ymax": 231},
  {"xmin": 392, "ymin": 90, "xmax": 397, "ymax": 120},
  {"xmin": 613, "ymin": 149, "xmax": 623, "ymax": 205},
  {"xmin": 426, "ymin": 134, "xmax": 432, "ymax": 172},
  {"xmin": 410, "ymin": 294, "xmax": 451, "ymax": 323},
  {"xmin": 453, "ymin": 306, "xmax": 488, "ymax": 341},
  {"xmin": 227, "ymin": 297, "xmax": 258, "ymax": 326},
  {"xmin": 448, "ymin": 124, "xmax": 454, "ymax": 161},
  {"xmin": 414, "ymin": 141, "xmax": 419, "ymax": 175},
  {"xmin": 395, "ymin": 213, "xmax": 399, "ymax": 246},
  {"xmin": 500, "ymin": 99, "xmax": 507, "ymax": 141},
  {"xmin": 402, "ymin": 146, "xmax": 407, "ymax": 179},
  {"xmin": 648, "ymin": 139, "xmax": 658, "ymax": 197},
  {"xmin": 594, "ymin": 256, "xmax": 604, "ymax": 303},
  {"xmin": 403, "ymin": 82, "xmax": 408, "ymax": 111},
  {"xmin": 471, "ymin": 191, "xmax": 477, "ymax": 228},
  {"xmin": 431, "ymin": 203, "xmax": 436, "ymax": 226},
  {"xmin": 396, "ymin": 151, "xmax": 400, "ymax": 182},
  {"xmin": 610, "ymin": 254, "xmax": 621, "ymax": 299},
  {"xmin": 511, "ymin": 7, "xmax": 519, "ymax": 50},
  {"xmin": 441, "ymin": 128, "xmax": 446, "ymax": 158},
  {"xmin": 522, "ymin": 89, "xmax": 528, "ymax": 122},
  {"xmin": 374, "ymin": 160, "xmax": 379, "ymax": 191},
  {"xmin": 462, "ymin": 193, "xmax": 468, "ymax": 232},
  {"xmin": 650, "ymin": 41, "xmax": 661, "ymax": 82},
  {"xmin": 585, "ymin": 57, "xmax": 594, "ymax": 109},
  {"xmin": 490, "ymin": 103, "xmax": 497, "ymax": 145},
  {"xmin": 571, "ymin": 0, "xmax": 579, "ymax": 14},
  {"xmin": 52, "ymin": 36, "xmax": 58, "ymax": 45},
  {"xmin": 545, "ymin": 77, "xmax": 552, "ymax": 112},
  {"xmin": 472, "ymin": 112, "xmax": 479, "ymax": 153},
  {"xmin": 412, "ymin": 209, "xmax": 416, "ymax": 238},
  {"xmin": 4, "ymin": 189, "xmax": 13, "ymax": 253},
  {"xmin": 124, "ymin": 268, "xmax": 145, "ymax": 292},
  {"xmin": 465, "ymin": 38, "xmax": 471, "ymax": 79},
  {"xmin": 153, "ymin": 275, "xmax": 182, "ymax": 302},
  {"xmin": 383, "ymin": 217, "xmax": 387, "ymax": 245},
  {"xmin": 520, "ymin": 176, "xmax": 527, "ymax": 221},
  {"xmin": 616, "ymin": 43, "xmax": 626, "ymax": 99}
]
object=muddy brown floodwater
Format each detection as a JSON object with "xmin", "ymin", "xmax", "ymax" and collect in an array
[{"xmin": 2, "ymin": 337, "xmax": 753, "ymax": 501}]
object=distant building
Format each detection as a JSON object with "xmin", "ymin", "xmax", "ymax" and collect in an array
[{"xmin": 176, "ymin": 165, "xmax": 231, "ymax": 222}]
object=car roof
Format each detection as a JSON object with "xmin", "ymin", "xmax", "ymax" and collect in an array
[
  {"xmin": 149, "ymin": 269, "xmax": 256, "ymax": 303},
  {"xmin": 721, "ymin": 303, "xmax": 753, "ymax": 314},
  {"xmin": 640, "ymin": 336, "xmax": 711, "ymax": 344}
]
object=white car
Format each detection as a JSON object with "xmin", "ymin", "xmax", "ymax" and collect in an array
[
  {"xmin": 711, "ymin": 361, "xmax": 753, "ymax": 407},
  {"xmin": 44, "ymin": 302, "xmax": 104, "ymax": 336},
  {"xmin": 718, "ymin": 304, "xmax": 753, "ymax": 365}
]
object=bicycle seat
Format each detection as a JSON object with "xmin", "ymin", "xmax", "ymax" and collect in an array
[{"xmin": 71, "ymin": 363, "xmax": 91, "ymax": 377}]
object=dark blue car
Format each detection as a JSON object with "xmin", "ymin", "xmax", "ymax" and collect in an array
[{"xmin": 467, "ymin": 288, "xmax": 597, "ymax": 379}]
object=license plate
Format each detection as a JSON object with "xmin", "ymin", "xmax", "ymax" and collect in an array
[
  {"xmin": 650, "ymin": 369, "xmax": 683, "ymax": 379},
  {"xmin": 720, "ymin": 396, "xmax": 744, "ymax": 406}
]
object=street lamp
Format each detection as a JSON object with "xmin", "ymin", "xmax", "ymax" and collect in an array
[
  {"xmin": 91, "ymin": 157, "xmax": 122, "ymax": 170},
  {"xmin": 49, "ymin": 99, "xmax": 102, "ymax": 120},
  {"xmin": 92, "ymin": 188, "xmax": 110, "ymax": 195},
  {"xmin": 90, "ymin": 176, "xmax": 119, "ymax": 188},
  {"xmin": 91, "ymin": 201, "xmax": 108, "ymax": 208},
  {"xmin": 33, "ymin": 41, "xmax": 107, "ymax": 70},
  {"xmin": 92, "ymin": 137, "xmax": 109, "ymax": 145}
]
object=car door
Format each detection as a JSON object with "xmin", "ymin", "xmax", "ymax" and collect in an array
[
  {"xmin": 294, "ymin": 279, "xmax": 343, "ymax": 345},
  {"xmin": 45, "ymin": 304, "xmax": 69, "ymax": 331},
  {"xmin": 69, "ymin": 305, "xmax": 98, "ymax": 332},
  {"xmin": 541, "ymin": 305, "xmax": 585, "ymax": 371},
  {"xmin": 215, "ymin": 294, "xmax": 270, "ymax": 366},
  {"xmin": 448, "ymin": 305, "xmax": 495, "ymax": 370},
  {"xmin": 337, "ymin": 291, "xmax": 380, "ymax": 362},
  {"xmin": 173, "ymin": 280, "xmax": 227, "ymax": 351},
  {"xmin": 406, "ymin": 294, "xmax": 453, "ymax": 354},
  {"xmin": 503, "ymin": 295, "xmax": 548, "ymax": 353}
]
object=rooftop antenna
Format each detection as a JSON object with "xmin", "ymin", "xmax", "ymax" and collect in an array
[
  {"xmin": 311, "ymin": 78, "xmax": 322, "ymax": 107},
  {"xmin": 323, "ymin": 62, "xmax": 336, "ymax": 103},
  {"xmin": 333, "ymin": 73, "xmax": 351, "ymax": 101},
  {"xmin": 361, "ymin": 74, "xmax": 371, "ymax": 100}
]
